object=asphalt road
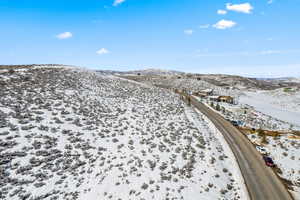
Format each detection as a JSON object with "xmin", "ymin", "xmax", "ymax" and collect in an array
[{"xmin": 189, "ymin": 96, "xmax": 293, "ymax": 200}]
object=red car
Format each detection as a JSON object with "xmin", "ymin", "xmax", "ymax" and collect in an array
[{"xmin": 263, "ymin": 155, "xmax": 276, "ymax": 167}]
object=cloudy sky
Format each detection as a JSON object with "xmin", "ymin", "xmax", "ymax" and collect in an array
[{"xmin": 1, "ymin": 0, "xmax": 299, "ymax": 77}]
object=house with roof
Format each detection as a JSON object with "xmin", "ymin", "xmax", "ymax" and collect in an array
[{"xmin": 218, "ymin": 96, "xmax": 234, "ymax": 104}]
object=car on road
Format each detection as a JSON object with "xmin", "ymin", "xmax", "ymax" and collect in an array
[
  {"xmin": 262, "ymin": 155, "xmax": 276, "ymax": 167},
  {"xmin": 256, "ymin": 146, "xmax": 268, "ymax": 155},
  {"xmin": 230, "ymin": 120, "xmax": 239, "ymax": 127}
]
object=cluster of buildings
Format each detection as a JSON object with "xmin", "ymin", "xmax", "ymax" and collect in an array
[
  {"xmin": 193, "ymin": 89, "xmax": 234, "ymax": 104},
  {"xmin": 174, "ymin": 88, "xmax": 235, "ymax": 104}
]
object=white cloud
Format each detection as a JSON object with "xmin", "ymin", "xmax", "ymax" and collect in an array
[
  {"xmin": 217, "ymin": 9, "xmax": 227, "ymax": 15},
  {"xmin": 184, "ymin": 29, "xmax": 194, "ymax": 35},
  {"xmin": 226, "ymin": 3, "xmax": 253, "ymax": 14},
  {"xmin": 56, "ymin": 32, "xmax": 72, "ymax": 39},
  {"xmin": 113, "ymin": 0, "xmax": 125, "ymax": 6},
  {"xmin": 267, "ymin": 0, "xmax": 273, "ymax": 4},
  {"xmin": 199, "ymin": 24, "xmax": 210, "ymax": 29},
  {"xmin": 96, "ymin": 48, "xmax": 110, "ymax": 55},
  {"xmin": 213, "ymin": 19, "xmax": 236, "ymax": 29}
]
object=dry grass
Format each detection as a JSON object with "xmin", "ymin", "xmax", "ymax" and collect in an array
[
  {"xmin": 291, "ymin": 130, "xmax": 300, "ymax": 136},
  {"xmin": 288, "ymin": 135, "xmax": 300, "ymax": 140}
]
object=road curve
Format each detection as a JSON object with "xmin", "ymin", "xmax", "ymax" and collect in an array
[{"xmin": 189, "ymin": 96, "xmax": 293, "ymax": 200}]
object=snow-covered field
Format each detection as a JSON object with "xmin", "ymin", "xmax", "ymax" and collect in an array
[
  {"xmin": 0, "ymin": 66, "xmax": 246, "ymax": 200},
  {"xmin": 239, "ymin": 90, "xmax": 300, "ymax": 128}
]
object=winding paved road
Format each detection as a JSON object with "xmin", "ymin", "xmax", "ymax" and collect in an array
[{"xmin": 189, "ymin": 95, "xmax": 293, "ymax": 200}]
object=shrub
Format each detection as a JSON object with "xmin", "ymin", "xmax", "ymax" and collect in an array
[
  {"xmin": 8, "ymin": 69, "xmax": 15, "ymax": 74},
  {"xmin": 141, "ymin": 183, "xmax": 149, "ymax": 190},
  {"xmin": 283, "ymin": 88, "xmax": 292, "ymax": 92},
  {"xmin": 221, "ymin": 106, "xmax": 225, "ymax": 113},
  {"xmin": 257, "ymin": 129, "xmax": 264, "ymax": 137},
  {"xmin": 261, "ymin": 135, "xmax": 267, "ymax": 144}
]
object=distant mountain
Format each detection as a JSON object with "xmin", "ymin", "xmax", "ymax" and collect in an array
[
  {"xmin": 96, "ymin": 68, "xmax": 185, "ymax": 76},
  {"xmin": 96, "ymin": 68, "xmax": 300, "ymax": 90},
  {"xmin": 129, "ymin": 68, "xmax": 185, "ymax": 75},
  {"xmin": 256, "ymin": 77, "xmax": 300, "ymax": 83},
  {"xmin": 184, "ymin": 74, "xmax": 286, "ymax": 90}
]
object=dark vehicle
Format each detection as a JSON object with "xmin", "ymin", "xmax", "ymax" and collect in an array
[
  {"xmin": 263, "ymin": 156, "xmax": 276, "ymax": 167},
  {"xmin": 231, "ymin": 120, "xmax": 239, "ymax": 127}
]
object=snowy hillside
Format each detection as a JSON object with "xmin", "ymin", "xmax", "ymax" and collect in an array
[
  {"xmin": 123, "ymin": 75, "xmax": 241, "ymax": 97},
  {"xmin": 239, "ymin": 89, "xmax": 300, "ymax": 128},
  {"xmin": 258, "ymin": 77, "xmax": 300, "ymax": 83},
  {"xmin": 97, "ymin": 68, "xmax": 184, "ymax": 76},
  {"xmin": 0, "ymin": 66, "xmax": 246, "ymax": 200}
]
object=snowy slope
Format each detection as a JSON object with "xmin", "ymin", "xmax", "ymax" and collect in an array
[
  {"xmin": 0, "ymin": 66, "xmax": 246, "ymax": 200},
  {"xmin": 239, "ymin": 90, "xmax": 300, "ymax": 128},
  {"xmin": 128, "ymin": 76, "xmax": 242, "ymax": 98}
]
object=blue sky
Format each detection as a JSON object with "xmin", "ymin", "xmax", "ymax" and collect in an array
[{"xmin": 1, "ymin": 0, "xmax": 300, "ymax": 77}]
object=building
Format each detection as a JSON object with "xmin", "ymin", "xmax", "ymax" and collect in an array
[
  {"xmin": 193, "ymin": 89, "xmax": 214, "ymax": 97},
  {"xmin": 201, "ymin": 89, "xmax": 214, "ymax": 96},
  {"xmin": 193, "ymin": 92, "xmax": 207, "ymax": 97},
  {"xmin": 207, "ymin": 95, "xmax": 234, "ymax": 104},
  {"xmin": 218, "ymin": 96, "xmax": 234, "ymax": 104},
  {"xmin": 209, "ymin": 96, "xmax": 220, "ymax": 102}
]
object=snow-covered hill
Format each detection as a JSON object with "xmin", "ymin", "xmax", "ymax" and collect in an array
[
  {"xmin": 239, "ymin": 89, "xmax": 300, "ymax": 128},
  {"xmin": 0, "ymin": 66, "xmax": 246, "ymax": 200},
  {"xmin": 97, "ymin": 68, "xmax": 184, "ymax": 76},
  {"xmin": 258, "ymin": 77, "xmax": 300, "ymax": 83},
  {"xmin": 121, "ymin": 72, "xmax": 300, "ymax": 92}
]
